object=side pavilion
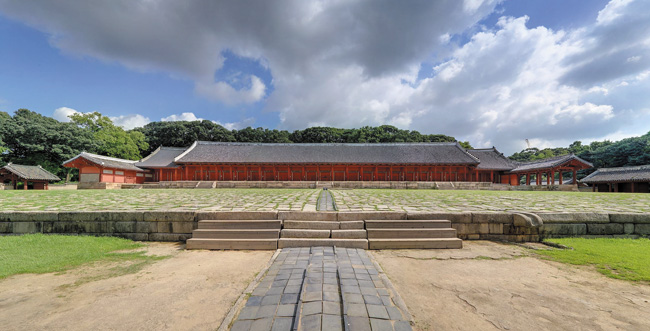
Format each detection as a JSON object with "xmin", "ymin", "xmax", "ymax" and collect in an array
[{"xmin": 0, "ymin": 163, "xmax": 60, "ymax": 190}]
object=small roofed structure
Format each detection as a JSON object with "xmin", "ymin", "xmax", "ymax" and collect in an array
[
  {"xmin": 135, "ymin": 146, "xmax": 186, "ymax": 182},
  {"xmin": 467, "ymin": 148, "xmax": 517, "ymax": 184},
  {"xmin": 63, "ymin": 152, "xmax": 147, "ymax": 186},
  {"xmin": 507, "ymin": 154, "xmax": 593, "ymax": 186},
  {"xmin": 580, "ymin": 165, "xmax": 650, "ymax": 193},
  {"xmin": 0, "ymin": 163, "xmax": 60, "ymax": 190}
]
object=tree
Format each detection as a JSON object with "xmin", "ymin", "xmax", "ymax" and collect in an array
[
  {"xmin": 136, "ymin": 120, "xmax": 234, "ymax": 154},
  {"xmin": 70, "ymin": 112, "xmax": 148, "ymax": 160},
  {"xmin": 1, "ymin": 109, "xmax": 97, "ymax": 178}
]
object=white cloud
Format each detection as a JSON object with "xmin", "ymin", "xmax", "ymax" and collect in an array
[
  {"xmin": 161, "ymin": 112, "xmax": 202, "ymax": 122},
  {"xmin": 4, "ymin": 0, "xmax": 650, "ymax": 154},
  {"xmin": 109, "ymin": 114, "xmax": 150, "ymax": 130},
  {"xmin": 195, "ymin": 75, "xmax": 266, "ymax": 105},
  {"xmin": 52, "ymin": 106, "xmax": 81, "ymax": 122},
  {"xmin": 214, "ymin": 117, "xmax": 256, "ymax": 130}
]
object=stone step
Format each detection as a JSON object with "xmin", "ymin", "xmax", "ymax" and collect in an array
[
  {"xmin": 365, "ymin": 220, "xmax": 451, "ymax": 229},
  {"xmin": 367, "ymin": 228, "xmax": 457, "ymax": 239},
  {"xmin": 278, "ymin": 238, "xmax": 368, "ymax": 249},
  {"xmin": 191, "ymin": 229, "xmax": 280, "ymax": 239},
  {"xmin": 197, "ymin": 220, "xmax": 281, "ymax": 229},
  {"xmin": 283, "ymin": 220, "xmax": 340, "ymax": 230},
  {"xmin": 369, "ymin": 238, "xmax": 463, "ymax": 249},
  {"xmin": 331, "ymin": 229, "xmax": 367, "ymax": 239},
  {"xmin": 186, "ymin": 238, "xmax": 278, "ymax": 250},
  {"xmin": 281, "ymin": 229, "xmax": 331, "ymax": 238}
]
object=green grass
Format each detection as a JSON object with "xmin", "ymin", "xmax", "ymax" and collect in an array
[
  {"xmin": 535, "ymin": 238, "xmax": 650, "ymax": 282},
  {"xmin": 0, "ymin": 234, "xmax": 165, "ymax": 279}
]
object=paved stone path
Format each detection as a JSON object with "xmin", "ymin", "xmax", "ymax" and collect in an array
[
  {"xmin": 317, "ymin": 190, "xmax": 337, "ymax": 211},
  {"xmin": 231, "ymin": 247, "xmax": 412, "ymax": 331}
]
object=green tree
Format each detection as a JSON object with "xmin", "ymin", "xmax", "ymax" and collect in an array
[
  {"xmin": 1, "ymin": 109, "xmax": 97, "ymax": 177},
  {"xmin": 70, "ymin": 112, "xmax": 147, "ymax": 160},
  {"xmin": 136, "ymin": 120, "xmax": 235, "ymax": 154}
]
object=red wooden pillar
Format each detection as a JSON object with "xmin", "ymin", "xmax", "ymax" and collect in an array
[
  {"xmin": 572, "ymin": 169, "xmax": 577, "ymax": 185},
  {"xmin": 490, "ymin": 171, "xmax": 494, "ymax": 183},
  {"xmin": 525, "ymin": 173, "xmax": 531, "ymax": 185},
  {"xmin": 592, "ymin": 184, "xmax": 596, "ymax": 192},
  {"xmin": 631, "ymin": 182, "xmax": 636, "ymax": 193},
  {"xmin": 374, "ymin": 165, "xmax": 378, "ymax": 181},
  {"xmin": 559, "ymin": 171, "xmax": 563, "ymax": 185}
]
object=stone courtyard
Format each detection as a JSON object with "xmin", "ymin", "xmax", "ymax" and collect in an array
[{"xmin": 2, "ymin": 188, "xmax": 650, "ymax": 213}]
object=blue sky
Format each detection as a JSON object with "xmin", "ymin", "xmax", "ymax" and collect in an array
[{"xmin": 0, "ymin": 0, "xmax": 649, "ymax": 154}]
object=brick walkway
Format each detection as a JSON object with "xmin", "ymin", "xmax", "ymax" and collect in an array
[{"xmin": 231, "ymin": 247, "xmax": 412, "ymax": 331}]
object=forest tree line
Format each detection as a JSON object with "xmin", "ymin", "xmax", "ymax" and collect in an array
[
  {"xmin": 1, "ymin": 108, "xmax": 648, "ymax": 181},
  {"xmin": 0, "ymin": 109, "xmax": 463, "ymax": 180}
]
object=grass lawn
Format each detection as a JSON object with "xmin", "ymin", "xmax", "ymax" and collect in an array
[
  {"xmin": 536, "ymin": 238, "xmax": 650, "ymax": 282},
  {"xmin": 0, "ymin": 234, "xmax": 165, "ymax": 279}
]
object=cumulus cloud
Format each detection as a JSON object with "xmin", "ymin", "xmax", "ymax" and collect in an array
[
  {"xmin": 109, "ymin": 114, "xmax": 150, "ymax": 130},
  {"xmin": 195, "ymin": 75, "xmax": 266, "ymax": 105},
  {"xmin": 161, "ymin": 112, "xmax": 202, "ymax": 122},
  {"xmin": 52, "ymin": 106, "xmax": 81, "ymax": 122},
  {"xmin": 4, "ymin": 0, "xmax": 650, "ymax": 154}
]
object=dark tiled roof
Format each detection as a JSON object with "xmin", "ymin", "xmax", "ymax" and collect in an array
[
  {"xmin": 175, "ymin": 142, "xmax": 480, "ymax": 165},
  {"xmin": 580, "ymin": 165, "xmax": 650, "ymax": 184},
  {"xmin": 135, "ymin": 147, "xmax": 186, "ymax": 168},
  {"xmin": 63, "ymin": 152, "xmax": 144, "ymax": 171},
  {"xmin": 510, "ymin": 154, "xmax": 593, "ymax": 173},
  {"xmin": 2, "ymin": 163, "xmax": 60, "ymax": 181},
  {"xmin": 467, "ymin": 148, "xmax": 517, "ymax": 170}
]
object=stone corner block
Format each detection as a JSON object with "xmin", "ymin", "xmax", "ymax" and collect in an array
[
  {"xmin": 143, "ymin": 211, "xmax": 196, "ymax": 222},
  {"xmin": 408, "ymin": 212, "xmax": 471, "ymax": 223},
  {"xmin": 278, "ymin": 211, "xmax": 337, "ymax": 221}
]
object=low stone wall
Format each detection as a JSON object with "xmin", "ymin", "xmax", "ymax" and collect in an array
[
  {"xmin": 538, "ymin": 212, "xmax": 650, "ymax": 238},
  {"xmin": 1, "ymin": 210, "xmax": 647, "ymax": 242},
  {"xmin": 78, "ymin": 182, "xmax": 124, "ymax": 190}
]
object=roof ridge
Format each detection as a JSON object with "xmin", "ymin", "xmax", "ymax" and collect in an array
[
  {"xmin": 194, "ymin": 141, "xmax": 459, "ymax": 146},
  {"xmin": 82, "ymin": 152, "xmax": 138, "ymax": 163}
]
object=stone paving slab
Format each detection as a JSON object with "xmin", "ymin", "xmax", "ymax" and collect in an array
[
  {"xmin": 0, "ymin": 189, "xmax": 319, "ymax": 211},
  {"xmin": 330, "ymin": 189, "xmax": 650, "ymax": 213},
  {"xmin": 231, "ymin": 247, "xmax": 412, "ymax": 331}
]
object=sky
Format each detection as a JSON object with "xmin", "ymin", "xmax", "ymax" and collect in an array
[{"xmin": 0, "ymin": 0, "xmax": 649, "ymax": 155}]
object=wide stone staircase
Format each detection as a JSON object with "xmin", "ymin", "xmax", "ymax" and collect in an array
[
  {"xmin": 366, "ymin": 220, "xmax": 462, "ymax": 249},
  {"xmin": 186, "ymin": 220, "xmax": 281, "ymax": 249},
  {"xmin": 186, "ymin": 218, "xmax": 462, "ymax": 250}
]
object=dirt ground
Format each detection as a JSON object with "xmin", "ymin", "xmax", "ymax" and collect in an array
[
  {"xmin": 0, "ymin": 242, "xmax": 273, "ymax": 331},
  {"xmin": 372, "ymin": 241, "xmax": 650, "ymax": 331}
]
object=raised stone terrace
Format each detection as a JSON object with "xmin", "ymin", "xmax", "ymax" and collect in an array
[{"xmin": 2, "ymin": 188, "xmax": 650, "ymax": 213}]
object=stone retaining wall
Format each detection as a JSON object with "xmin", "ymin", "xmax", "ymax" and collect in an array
[{"xmin": 1, "ymin": 211, "xmax": 647, "ymax": 242}]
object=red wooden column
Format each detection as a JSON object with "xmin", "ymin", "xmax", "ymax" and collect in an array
[
  {"xmin": 559, "ymin": 171, "xmax": 563, "ymax": 185},
  {"xmin": 490, "ymin": 171, "xmax": 494, "ymax": 183},
  {"xmin": 374, "ymin": 165, "xmax": 378, "ymax": 181},
  {"xmin": 525, "ymin": 173, "xmax": 531, "ymax": 185},
  {"xmin": 572, "ymin": 169, "xmax": 577, "ymax": 185},
  {"xmin": 23, "ymin": 180, "xmax": 28, "ymax": 190}
]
